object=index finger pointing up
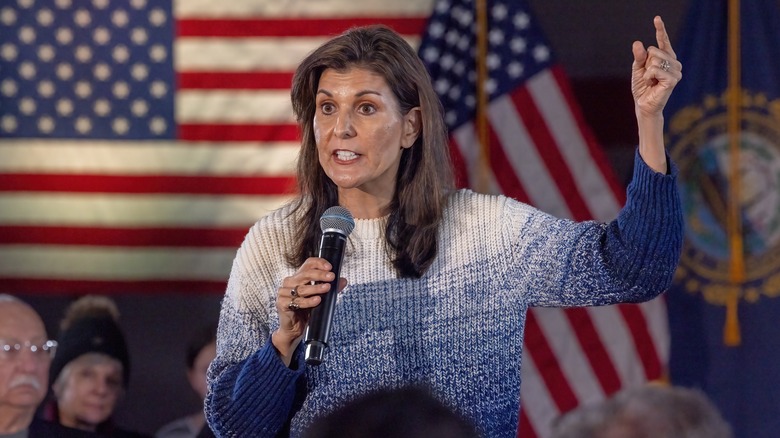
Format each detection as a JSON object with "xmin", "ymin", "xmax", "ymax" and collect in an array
[{"xmin": 655, "ymin": 15, "xmax": 677, "ymax": 59}]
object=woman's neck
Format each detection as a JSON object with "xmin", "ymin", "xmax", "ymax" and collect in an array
[
  {"xmin": 338, "ymin": 191, "xmax": 392, "ymax": 219},
  {"xmin": 59, "ymin": 414, "xmax": 97, "ymax": 432}
]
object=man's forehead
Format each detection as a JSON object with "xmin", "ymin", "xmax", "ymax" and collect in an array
[{"xmin": 0, "ymin": 302, "xmax": 47, "ymax": 339}]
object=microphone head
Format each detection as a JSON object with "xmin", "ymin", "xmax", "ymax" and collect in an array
[{"xmin": 320, "ymin": 206, "xmax": 355, "ymax": 236}]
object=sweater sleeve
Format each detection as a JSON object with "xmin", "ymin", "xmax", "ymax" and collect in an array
[
  {"xmin": 516, "ymin": 149, "xmax": 683, "ymax": 307},
  {"xmin": 204, "ymin": 221, "xmax": 307, "ymax": 437},
  {"xmin": 205, "ymin": 339, "xmax": 305, "ymax": 437}
]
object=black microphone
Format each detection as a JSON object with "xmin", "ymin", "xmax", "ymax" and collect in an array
[{"xmin": 303, "ymin": 206, "xmax": 355, "ymax": 365}]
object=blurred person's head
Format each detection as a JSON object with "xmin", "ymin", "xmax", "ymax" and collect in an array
[
  {"xmin": 599, "ymin": 385, "xmax": 732, "ymax": 438},
  {"xmin": 550, "ymin": 384, "xmax": 732, "ymax": 438},
  {"xmin": 0, "ymin": 294, "xmax": 56, "ymax": 433},
  {"xmin": 185, "ymin": 323, "xmax": 217, "ymax": 401},
  {"xmin": 49, "ymin": 295, "xmax": 129, "ymax": 432},
  {"xmin": 302, "ymin": 385, "xmax": 479, "ymax": 438}
]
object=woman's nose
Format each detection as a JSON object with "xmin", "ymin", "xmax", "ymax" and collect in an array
[{"xmin": 334, "ymin": 113, "xmax": 356, "ymax": 138}]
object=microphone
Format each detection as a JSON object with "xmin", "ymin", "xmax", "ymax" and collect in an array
[{"xmin": 303, "ymin": 206, "xmax": 355, "ymax": 365}]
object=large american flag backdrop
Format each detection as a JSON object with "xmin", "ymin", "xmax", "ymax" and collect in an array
[{"xmin": 0, "ymin": 0, "xmax": 668, "ymax": 436}]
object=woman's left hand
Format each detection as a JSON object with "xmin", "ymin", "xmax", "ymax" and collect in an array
[
  {"xmin": 630, "ymin": 15, "xmax": 682, "ymax": 173},
  {"xmin": 631, "ymin": 15, "xmax": 682, "ymax": 118}
]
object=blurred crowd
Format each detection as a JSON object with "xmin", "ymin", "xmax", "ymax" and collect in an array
[
  {"xmin": 0, "ymin": 293, "xmax": 732, "ymax": 438},
  {"xmin": 0, "ymin": 294, "xmax": 215, "ymax": 438}
]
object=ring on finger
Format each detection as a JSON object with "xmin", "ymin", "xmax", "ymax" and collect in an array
[
  {"xmin": 290, "ymin": 286, "xmax": 299, "ymax": 298},
  {"xmin": 287, "ymin": 299, "xmax": 300, "ymax": 311},
  {"xmin": 660, "ymin": 59, "xmax": 671, "ymax": 72}
]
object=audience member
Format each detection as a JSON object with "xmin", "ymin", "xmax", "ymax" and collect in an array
[
  {"xmin": 44, "ymin": 295, "xmax": 150, "ymax": 437},
  {"xmin": 0, "ymin": 294, "xmax": 93, "ymax": 437},
  {"xmin": 302, "ymin": 386, "xmax": 479, "ymax": 438},
  {"xmin": 550, "ymin": 384, "xmax": 733, "ymax": 438},
  {"xmin": 155, "ymin": 324, "xmax": 217, "ymax": 438}
]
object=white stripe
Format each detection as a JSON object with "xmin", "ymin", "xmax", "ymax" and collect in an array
[
  {"xmin": 532, "ymin": 308, "xmax": 605, "ymax": 405},
  {"xmin": 587, "ymin": 306, "xmax": 645, "ymax": 387},
  {"xmin": 176, "ymin": 36, "xmax": 421, "ymax": 72},
  {"xmin": 639, "ymin": 297, "xmax": 670, "ymax": 366},
  {"xmin": 176, "ymin": 90, "xmax": 294, "ymax": 123},
  {"xmin": 488, "ymin": 95, "xmax": 573, "ymax": 219},
  {"xmin": 0, "ymin": 193, "xmax": 291, "ymax": 227},
  {"xmin": 0, "ymin": 140, "xmax": 298, "ymax": 176},
  {"xmin": 176, "ymin": 37, "xmax": 326, "ymax": 71},
  {"xmin": 175, "ymin": 0, "xmax": 434, "ymax": 18},
  {"xmin": 451, "ymin": 123, "xmax": 501, "ymax": 195},
  {"xmin": 520, "ymin": 344, "xmax": 561, "ymax": 438},
  {"xmin": 0, "ymin": 246, "xmax": 234, "ymax": 281},
  {"xmin": 527, "ymin": 71, "xmax": 621, "ymax": 221}
]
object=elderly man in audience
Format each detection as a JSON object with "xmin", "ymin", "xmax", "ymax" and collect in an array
[{"xmin": 0, "ymin": 294, "xmax": 92, "ymax": 437}]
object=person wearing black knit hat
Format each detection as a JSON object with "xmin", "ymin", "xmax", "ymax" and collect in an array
[{"xmin": 45, "ymin": 295, "xmax": 150, "ymax": 438}]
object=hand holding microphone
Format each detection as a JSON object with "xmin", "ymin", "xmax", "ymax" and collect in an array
[
  {"xmin": 272, "ymin": 206, "xmax": 354, "ymax": 366},
  {"xmin": 304, "ymin": 206, "xmax": 354, "ymax": 365}
]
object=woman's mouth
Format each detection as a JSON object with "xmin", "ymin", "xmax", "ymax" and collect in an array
[{"xmin": 335, "ymin": 150, "xmax": 359, "ymax": 161}]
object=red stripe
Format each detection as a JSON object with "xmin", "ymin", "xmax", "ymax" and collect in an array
[
  {"xmin": 447, "ymin": 138, "xmax": 470, "ymax": 189},
  {"xmin": 178, "ymin": 124, "xmax": 299, "ymax": 142},
  {"xmin": 0, "ymin": 278, "xmax": 227, "ymax": 295},
  {"xmin": 517, "ymin": 407, "xmax": 538, "ymax": 438},
  {"xmin": 0, "ymin": 174, "xmax": 296, "ymax": 195},
  {"xmin": 550, "ymin": 66, "xmax": 626, "ymax": 204},
  {"xmin": 564, "ymin": 308, "xmax": 622, "ymax": 395},
  {"xmin": 176, "ymin": 17, "xmax": 427, "ymax": 37},
  {"xmin": 509, "ymin": 86, "xmax": 592, "ymax": 221},
  {"xmin": 617, "ymin": 304, "xmax": 663, "ymax": 380},
  {"xmin": 0, "ymin": 226, "xmax": 247, "ymax": 248},
  {"xmin": 178, "ymin": 72, "xmax": 294, "ymax": 90},
  {"xmin": 487, "ymin": 124, "xmax": 530, "ymax": 203},
  {"xmin": 524, "ymin": 310, "xmax": 579, "ymax": 412}
]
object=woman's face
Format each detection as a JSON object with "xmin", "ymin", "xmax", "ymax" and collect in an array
[
  {"xmin": 313, "ymin": 67, "xmax": 420, "ymax": 204},
  {"xmin": 54, "ymin": 354, "xmax": 123, "ymax": 431}
]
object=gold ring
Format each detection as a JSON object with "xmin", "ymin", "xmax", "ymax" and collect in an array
[{"xmin": 287, "ymin": 299, "xmax": 300, "ymax": 311}]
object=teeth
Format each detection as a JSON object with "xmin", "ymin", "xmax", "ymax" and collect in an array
[{"xmin": 336, "ymin": 150, "xmax": 358, "ymax": 160}]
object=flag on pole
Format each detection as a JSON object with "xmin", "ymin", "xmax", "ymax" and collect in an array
[
  {"xmin": 419, "ymin": 0, "xmax": 669, "ymax": 436},
  {"xmin": 665, "ymin": 0, "xmax": 780, "ymax": 436}
]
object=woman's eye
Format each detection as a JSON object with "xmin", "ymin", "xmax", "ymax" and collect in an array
[
  {"xmin": 357, "ymin": 104, "xmax": 376, "ymax": 115},
  {"xmin": 320, "ymin": 103, "xmax": 335, "ymax": 114}
]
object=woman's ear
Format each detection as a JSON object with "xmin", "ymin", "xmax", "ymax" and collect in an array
[{"xmin": 401, "ymin": 107, "xmax": 422, "ymax": 149}]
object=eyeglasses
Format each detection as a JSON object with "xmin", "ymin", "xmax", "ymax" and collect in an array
[{"xmin": 0, "ymin": 339, "xmax": 58, "ymax": 361}]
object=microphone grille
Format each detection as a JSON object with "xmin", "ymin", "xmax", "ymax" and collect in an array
[{"xmin": 320, "ymin": 206, "xmax": 355, "ymax": 236}]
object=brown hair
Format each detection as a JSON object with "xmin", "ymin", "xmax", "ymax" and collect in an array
[{"xmin": 287, "ymin": 25, "xmax": 455, "ymax": 278}]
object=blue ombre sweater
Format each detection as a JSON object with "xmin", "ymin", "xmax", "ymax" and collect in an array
[{"xmin": 205, "ymin": 151, "xmax": 683, "ymax": 437}]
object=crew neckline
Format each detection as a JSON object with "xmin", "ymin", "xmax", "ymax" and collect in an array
[{"xmin": 351, "ymin": 216, "xmax": 387, "ymax": 239}]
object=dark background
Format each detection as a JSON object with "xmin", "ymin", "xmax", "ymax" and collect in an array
[{"xmin": 17, "ymin": 1, "xmax": 689, "ymax": 435}]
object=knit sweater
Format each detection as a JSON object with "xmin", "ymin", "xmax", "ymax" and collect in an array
[{"xmin": 205, "ymin": 151, "xmax": 683, "ymax": 438}]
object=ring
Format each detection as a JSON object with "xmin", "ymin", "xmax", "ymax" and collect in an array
[
  {"xmin": 287, "ymin": 299, "xmax": 300, "ymax": 311},
  {"xmin": 290, "ymin": 286, "xmax": 298, "ymax": 298},
  {"xmin": 660, "ymin": 59, "xmax": 671, "ymax": 72}
]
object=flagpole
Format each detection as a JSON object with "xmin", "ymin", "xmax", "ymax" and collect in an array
[
  {"xmin": 475, "ymin": 0, "xmax": 490, "ymax": 193},
  {"xmin": 725, "ymin": 0, "xmax": 743, "ymax": 346}
]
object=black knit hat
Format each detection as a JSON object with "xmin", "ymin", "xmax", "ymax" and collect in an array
[{"xmin": 50, "ymin": 314, "xmax": 131, "ymax": 387}]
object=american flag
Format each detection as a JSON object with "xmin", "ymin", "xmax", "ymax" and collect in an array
[
  {"xmin": 0, "ymin": 0, "xmax": 668, "ymax": 435},
  {"xmin": 419, "ymin": 0, "xmax": 668, "ymax": 436},
  {"xmin": 0, "ymin": 0, "xmax": 428, "ymax": 293}
]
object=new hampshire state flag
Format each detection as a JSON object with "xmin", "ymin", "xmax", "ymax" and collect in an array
[{"xmin": 665, "ymin": 0, "xmax": 780, "ymax": 436}]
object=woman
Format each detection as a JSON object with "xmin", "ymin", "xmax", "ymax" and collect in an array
[
  {"xmin": 205, "ymin": 17, "xmax": 683, "ymax": 437},
  {"xmin": 47, "ymin": 295, "xmax": 150, "ymax": 438}
]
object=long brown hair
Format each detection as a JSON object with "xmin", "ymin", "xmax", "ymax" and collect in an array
[{"xmin": 287, "ymin": 25, "xmax": 455, "ymax": 278}]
